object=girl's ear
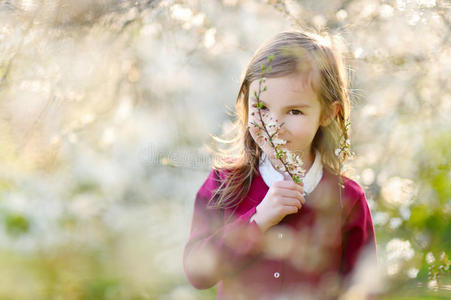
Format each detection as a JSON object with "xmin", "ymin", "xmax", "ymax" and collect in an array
[{"xmin": 320, "ymin": 101, "xmax": 340, "ymax": 127}]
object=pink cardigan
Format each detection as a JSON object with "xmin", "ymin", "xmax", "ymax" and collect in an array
[{"xmin": 183, "ymin": 167, "xmax": 377, "ymax": 300}]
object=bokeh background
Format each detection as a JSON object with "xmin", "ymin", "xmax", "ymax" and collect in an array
[{"xmin": 0, "ymin": 0, "xmax": 449, "ymax": 299}]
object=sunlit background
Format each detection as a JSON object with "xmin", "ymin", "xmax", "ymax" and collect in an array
[{"xmin": 0, "ymin": 0, "xmax": 449, "ymax": 299}]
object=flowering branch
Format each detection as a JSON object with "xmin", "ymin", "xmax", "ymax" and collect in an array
[
  {"xmin": 250, "ymin": 55, "xmax": 306, "ymax": 186},
  {"xmin": 335, "ymin": 120, "xmax": 354, "ymax": 189}
]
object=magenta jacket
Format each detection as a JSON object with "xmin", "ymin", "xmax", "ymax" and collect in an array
[{"xmin": 183, "ymin": 167, "xmax": 377, "ymax": 300}]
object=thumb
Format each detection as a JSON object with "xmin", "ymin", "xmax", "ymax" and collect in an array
[{"xmin": 282, "ymin": 171, "xmax": 291, "ymax": 181}]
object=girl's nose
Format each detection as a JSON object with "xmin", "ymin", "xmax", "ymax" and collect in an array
[
  {"xmin": 269, "ymin": 113, "xmax": 283, "ymax": 126},
  {"xmin": 275, "ymin": 118, "xmax": 287, "ymax": 134}
]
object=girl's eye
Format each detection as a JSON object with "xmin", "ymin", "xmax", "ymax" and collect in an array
[{"xmin": 289, "ymin": 109, "xmax": 303, "ymax": 115}]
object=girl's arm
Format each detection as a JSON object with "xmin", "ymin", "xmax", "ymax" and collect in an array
[
  {"xmin": 183, "ymin": 169, "xmax": 265, "ymax": 289},
  {"xmin": 339, "ymin": 181, "xmax": 378, "ymax": 290}
]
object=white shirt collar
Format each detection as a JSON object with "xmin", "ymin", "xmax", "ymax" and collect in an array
[{"xmin": 258, "ymin": 149, "xmax": 323, "ymax": 195}]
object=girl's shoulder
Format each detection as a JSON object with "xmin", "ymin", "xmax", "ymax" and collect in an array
[
  {"xmin": 323, "ymin": 168, "xmax": 365, "ymax": 202},
  {"xmin": 196, "ymin": 166, "xmax": 234, "ymax": 198},
  {"xmin": 337, "ymin": 174, "xmax": 371, "ymax": 217},
  {"xmin": 340, "ymin": 175, "xmax": 366, "ymax": 200},
  {"xmin": 196, "ymin": 168, "xmax": 221, "ymax": 199}
]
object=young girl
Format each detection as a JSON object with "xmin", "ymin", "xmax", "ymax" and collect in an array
[{"xmin": 183, "ymin": 30, "xmax": 377, "ymax": 300}]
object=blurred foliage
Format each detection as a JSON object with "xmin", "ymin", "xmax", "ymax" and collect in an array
[
  {"xmin": 4, "ymin": 212, "xmax": 30, "ymax": 236},
  {"xmin": 0, "ymin": 0, "xmax": 450, "ymax": 299}
]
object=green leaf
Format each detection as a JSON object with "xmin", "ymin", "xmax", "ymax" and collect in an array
[
  {"xmin": 256, "ymin": 101, "xmax": 264, "ymax": 109},
  {"xmin": 293, "ymin": 175, "xmax": 301, "ymax": 184},
  {"xmin": 268, "ymin": 54, "xmax": 274, "ymax": 62},
  {"xmin": 276, "ymin": 150, "xmax": 284, "ymax": 159}
]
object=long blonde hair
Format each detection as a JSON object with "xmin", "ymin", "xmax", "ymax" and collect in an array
[{"xmin": 206, "ymin": 30, "xmax": 352, "ymax": 210}]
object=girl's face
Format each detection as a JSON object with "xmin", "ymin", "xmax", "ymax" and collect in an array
[{"xmin": 248, "ymin": 72, "xmax": 325, "ymax": 171}]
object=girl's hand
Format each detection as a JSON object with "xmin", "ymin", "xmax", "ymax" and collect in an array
[{"xmin": 253, "ymin": 178, "xmax": 305, "ymax": 233}]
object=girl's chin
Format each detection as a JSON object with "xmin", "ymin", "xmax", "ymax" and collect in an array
[{"xmin": 265, "ymin": 155, "xmax": 283, "ymax": 169}]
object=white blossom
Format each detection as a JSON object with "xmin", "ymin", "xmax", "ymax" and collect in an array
[
  {"xmin": 271, "ymin": 137, "xmax": 287, "ymax": 146},
  {"xmin": 426, "ymin": 252, "xmax": 435, "ymax": 264}
]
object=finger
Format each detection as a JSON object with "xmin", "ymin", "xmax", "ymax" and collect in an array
[
  {"xmin": 299, "ymin": 195, "xmax": 306, "ymax": 205},
  {"xmin": 291, "ymin": 194, "xmax": 306, "ymax": 206},
  {"xmin": 278, "ymin": 189, "xmax": 305, "ymax": 202},
  {"xmin": 278, "ymin": 193, "xmax": 304, "ymax": 207},
  {"xmin": 281, "ymin": 198, "xmax": 303, "ymax": 209},
  {"xmin": 276, "ymin": 181, "xmax": 304, "ymax": 194},
  {"xmin": 282, "ymin": 205, "xmax": 300, "ymax": 216},
  {"xmin": 276, "ymin": 179, "xmax": 304, "ymax": 189},
  {"xmin": 278, "ymin": 175, "xmax": 304, "ymax": 186},
  {"xmin": 288, "ymin": 190, "xmax": 306, "ymax": 205}
]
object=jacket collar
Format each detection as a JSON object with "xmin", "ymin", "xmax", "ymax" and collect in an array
[{"xmin": 258, "ymin": 149, "xmax": 323, "ymax": 195}]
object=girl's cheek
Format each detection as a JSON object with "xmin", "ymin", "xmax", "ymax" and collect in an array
[
  {"xmin": 248, "ymin": 124, "xmax": 266, "ymax": 149},
  {"xmin": 248, "ymin": 115, "xmax": 262, "ymax": 133},
  {"xmin": 248, "ymin": 122, "xmax": 257, "ymax": 137},
  {"xmin": 249, "ymin": 126, "xmax": 263, "ymax": 144}
]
